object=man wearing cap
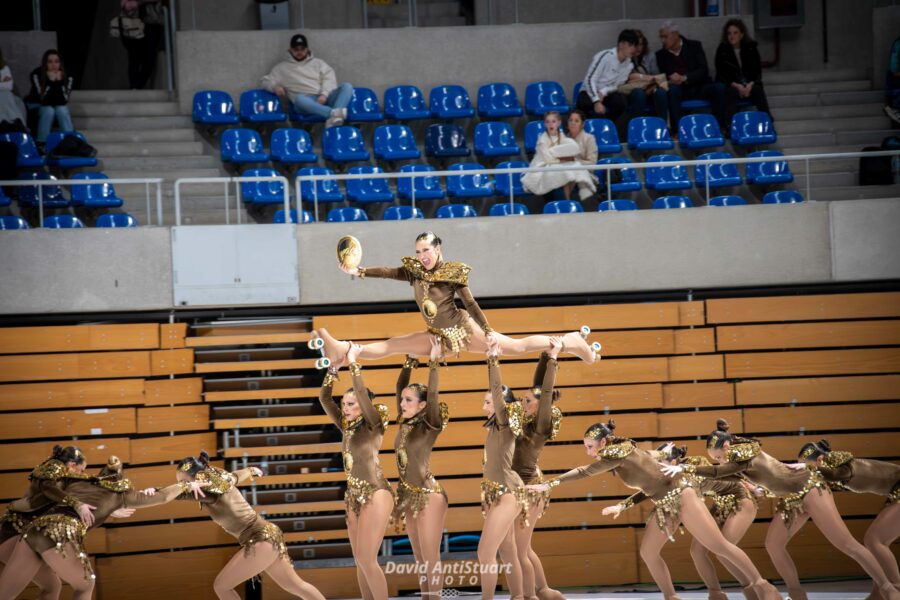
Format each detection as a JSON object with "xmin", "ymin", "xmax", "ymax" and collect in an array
[{"xmin": 261, "ymin": 33, "xmax": 354, "ymax": 127}]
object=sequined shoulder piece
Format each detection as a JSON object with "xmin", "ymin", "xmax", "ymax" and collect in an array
[
  {"xmin": 548, "ymin": 406, "xmax": 563, "ymax": 441},
  {"xmin": 97, "ymin": 478, "xmax": 134, "ymax": 493},
  {"xmin": 726, "ymin": 442, "xmax": 761, "ymax": 463},
  {"xmin": 196, "ymin": 466, "xmax": 236, "ymax": 495},
  {"xmin": 685, "ymin": 455, "xmax": 712, "ymax": 467},
  {"xmin": 375, "ymin": 404, "xmax": 390, "ymax": 429},
  {"xmin": 823, "ymin": 450, "xmax": 854, "ymax": 468},
  {"xmin": 400, "ymin": 256, "xmax": 471, "ymax": 285},
  {"xmin": 439, "ymin": 402, "xmax": 449, "ymax": 431},
  {"xmin": 506, "ymin": 402, "xmax": 524, "ymax": 438},
  {"xmin": 599, "ymin": 439, "xmax": 635, "ymax": 460},
  {"xmin": 30, "ymin": 459, "xmax": 67, "ymax": 481}
]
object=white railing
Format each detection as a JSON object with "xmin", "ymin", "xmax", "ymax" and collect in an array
[{"xmin": 173, "ymin": 175, "xmax": 290, "ymax": 227}]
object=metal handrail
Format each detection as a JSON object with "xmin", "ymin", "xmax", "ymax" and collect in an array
[{"xmin": 173, "ymin": 175, "xmax": 290, "ymax": 227}]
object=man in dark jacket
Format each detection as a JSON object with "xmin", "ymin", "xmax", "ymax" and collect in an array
[{"xmin": 655, "ymin": 21, "xmax": 726, "ymax": 134}]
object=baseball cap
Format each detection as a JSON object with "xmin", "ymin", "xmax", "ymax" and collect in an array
[{"xmin": 290, "ymin": 34, "xmax": 308, "ymax": 48}]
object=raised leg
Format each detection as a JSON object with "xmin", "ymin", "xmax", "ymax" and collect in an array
[
  {"xmin": 477, "ymin": 493, "xmax": 522, "ymax": 600},
  {"xmin": 264, "ymin": 557, "xmax": 327, "ymax": 599},
  {"xmin": 39, "ymin": 544, "xmax": 96, "ymax": 600},
  {"xmin": 640, "ymin": 517, "xmax": 680, "ymax": 599},
  {"xmin": 352, "ymin": 489, "xmax": 393, "ymax": 600}
]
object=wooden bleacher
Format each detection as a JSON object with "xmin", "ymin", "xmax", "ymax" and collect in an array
[{"xmin": 0, "ymin": 291, "xmax": 898, "ymax": 599}]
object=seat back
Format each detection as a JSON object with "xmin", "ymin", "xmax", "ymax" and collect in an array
[
  {"xmin": 71, "ymin": 172, "xmax": 116, "ymax": 204},
  {"xmin": 374, "ymin": 125, "xmax": 417, "ymax": 156},
  {"xmin": 731, "ymin": 111, "xmax": 776, "ymax": 145},
  {"xmin": 474, "ymin": 122, "xmax": 518, "ymax": 154},
  {"xmin": 652, "ymin": 195, "xmax": 694, "ymax": 209},
  {"xmin": 597, "ymin": 156, "xmax": 639, "ymax": 185},
  {"xmin": 494, "ymin": 161, "xmax": 527, "ymax": 197},
  {"xmin": 192, "ymin": 90, "xmax": 237, "ymax": 122},
  {"xmin": 347, "ymin": 87, "xmax": 383, "ymax": 121},
  {"xmin": 708, "ymin": 195, "xmax": 747, "ymax": 207},
  {"xmin": 436, "ymin": 203, "xmax": 477, "ymax": 218},
  {"xmin": 430, "ymin": 85, "xmax": 474, "ymax": 117},
  {"xmin": 446, "ymin": 162, "xmax": 492, "ymax": 196},
  {"xmin": 646, "ymin": 154, "xmax": 690, "ymax": 186},
  {"xmin": 477, "ymin": 82, "xmax": 522, "ymax": 117},
  {"xmin": 239, "ymin": 89, "xmax": 286, "ymax": 122},
  {"xmin": 489, "ymin": 202, "xmax": 529, "ymax": 216},
  {"xmin": 45, "ymin": 131, "xmax": 89, "ymax": 155},
  {"xmin": 240, "ymin": 168, "xmax": 286, "ymax": 203},
  {"xmin": 524, "ymin": 121, "xmax": 545, "ymax": 154},
  {"xmin": 323, "ymin": 125, "xmax": 367, "ymax": 158},
  {"xmin": 384, "ymin": 85, "xmax": 428, "ymax": 118},
  {"xmin": 762, "ymin": 190, "xmax": 804, "ymax": 204},
  {"xmin": 543, "ymin": 200, "xmax": 584, "ymax": 214},
  {"xmin": 43, "ymin": 215, "xmax": 84, "ymax": 228},
  {"xmin": 274, "ymin": 208, "xmax": 313, "ymax": 224},
  {"xmin": 628, "ymin": 117, "xmax": 672, "ymax": 148},
  {"xmin": 297, "ymin": 167, "xmax": 344, "ymax": 202},
  {"xmin": 96, "ymin": 213, "xmax": 138, "ymax": 227},
  {"xmin": 678, "ymin": 114, "xmax": 724, "ymax": 149},
  {"xmin": 694, "ymin": 151, "xmax": 740, "ymax": 184},
  {"xmin": 16, "ymin": 170, "xmax": 67, "ymax": 205},
  {"xmin": 598, "ymin": 199, "xmax": 637, "ymax": 211},
  {"xmin": 220, "ymin": 128, "xmax": 265, "ymax": 161},
  {"xmin": 572, "ymin": 81, "xmax": 583, "ymax": 104},
  {"xmin": 424, "ymin": 124, "xmax": 469, "ymax": 157},
  {"xmin": 525, "ymin": 81, "xmax": 569, "ymax": 115},
  {"xmin": 0, "ymin": 216, "xmax": 29, "ymax": 230},
  {"xmin": 383, "ymin": 205, "xmax": 424, "ymax": 220},
  {"xmin": 397, "ymin": 164, "xmax": 444, "ymax": 200},
  {"xmin": 346, "ymin": 165, "xmax": 393, "ymax": 202},
  {"xmin": 270, "ymin": 128, "xmax": 314, "ymax": 160},
  {"xmin": 0, "ymin": 132, "xmax": 44, "ymax": 167},
  {"xmin": 746, "ymin": 150, "xmax": 792, "ymax": 182},
  {"xmin": 327, "ymin": 207, "xmax": 368, "ymax": 222},
  {"xmin": 583, "ymin": 118, "xmax": 621, "ymax": 153}
]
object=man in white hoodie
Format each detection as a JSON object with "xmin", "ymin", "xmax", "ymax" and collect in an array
[
  {"xmin": 576, "ymin": 29, "xmax": 639, "ymax": 134},
  {"xmin": 260, "ymin": 33, "xmax": 354, "ymax": 128}
]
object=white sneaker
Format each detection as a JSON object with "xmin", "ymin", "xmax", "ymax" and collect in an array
[
  {"xmin": 325, "ymin": 116, "xmax": 338, "ymax": 128},
  {"xmin": 329, "ymin": 108, "xmax": 345, "ymax": 127},
  {"xmin": 884, "ymin": 105, "xmax": 900, "ymax": 125}
]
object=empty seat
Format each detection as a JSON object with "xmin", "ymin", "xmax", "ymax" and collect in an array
[
  {"xmin": 296, "ymin": 167, "xmax": 345, "ymax": 203},
  {"xmin": 598, "ymin": 199, "xmax": 637, "ymax": 211},
  {"xmin": 424, "ymin": 124, "xmax": 470, "ymax": 158},
  {"xmin": 709, "ymin": 195, "xmax": 747, "ymax": 207},
  {"xmin": 524, "ymin": 120, "xmax": 545, "ymax": 155},
  {"xmin": 273, "ymin": 208, "xmax": 313, "ymax": 224},
  {"xmin": 270, "ymin": 128, "xmax": 317, "ymax": 164},
  {"xmin": 653, "ymin": 195, "xmax": 694, "ymax": 209},
  {"xmin": 681, "ymin": 99, "xmax": 711, "ymax": 111},
  {"xmin": 731, "ymin": 111, "xmax": 776, "ymax": 146},
  {"xmin": 373, "ymin": 125, "xmax": 421, "ymax": 161},
  {"xmin": 628, "ymin": 117, "xmax": 674, "ymax": 151},
  {"xmin": 96, "ymin": 213, "xmax": 138, "ymax": 227},
  {"xmin": 678, "ymin": 114, "xmax": 724, "ymax": 150},
  {"xmin": 327, "ymin": 207, "xmax": 368, "ymax": 222},
  {"xmin": 288, "ymin": 102, "xmax": 326, "ymax": 124},
  {"xmin": 597, "ymin": 157, "xmax": 642, "ymax": 193},
  {"xmin": 240, "ymin": 168, "xmax": 289, "ymax": 205},
  {"xmin": 583, "ymin": 119, "xmax": 622, "ymax": 153},
  {"xmin": 474, "ymin": 122, "xmax": 521, "ymax": 158},
  {"xmin": 383, "ymin": 205, "xmax": 424, "ymax": 220},
  {"xmin": 436, "ymin": 203, "xmax": 478, "ymax": 218},
  {"xmin": 446, "ymin": 162, "xmax": 493, "ymax": 198},
  {"xmin": 220, "ymin": 128, "xmax": 270, "ymax": 163},
  {"xmin": 0, "ymin": 132, "xmax": 45, "ymax": 168},
  {"xmin": 494, "ymin": 161, "xmax": 528, "ymax": 198},
  {"xmin": 239, "ymin": 89, "xmax": 287, "ymax": 123},
  {"xmin": 322, "ymin": 126, "xmax": 370, "ymax": 163},
  {"xmin": 645, "ymin": 155, "xmax": 692, "ymax": 192},
  {"xmin": 346, "ymin": 165, "xmax": 394, "ymax": 203},
  {"xmin": 694, "ymin": 152, "xmax": 742, "ymax": 189},
  {"xmin": 745, "ymin": 150, "xmax": 794, "ymax": 185},
  {"xmin": 45, "ymin": 131, "xmax": 98, "ymax": 168},
  {"xmin": 0, "ymin": 216, "xmax": 29, "ymax": 230},
  {"xmin": 70, "ymin": 172, "xmax": 125, "ymax": 208},
  {"xmin": 397, "ymin": 164, "xmax": 444, "ymax": 201},
  {"xmin": 572, "ymin": 81, "xmax": 583, "ymax": 106},
  {"xmin": 477, "ymin": 82, "xmax": 523, "ymax": 119},
  {"xmin": 525, "ymin": 81, "xmax": 570, "ymax": 116},
  {"xmin": 16, "ymin": 171, "xmax": 68, "ymax": 208},
  {"xmin": 543, "ymin": 200, "xmax": 584, "ymax": 214},
  {"xmin": 430, "ymin": 85, "xmax": 475, "ymax": 119},
  {"xmin": 384, "ymin": 85, "xmax": 431, "ymax": 120},
  {"xmin": 192, "ymin": 90, "xmax": 240, "ymax": 124},
  {"xmin": 763, "ymin": 190, "xmax": 804, "ymax": 204},
  {"xmin": 43, "ymin": 215, "xmax": 84, "ymax": 228},
  {"xmin": 489, "ymin": 202, "xmax": 529, "ymax": 216},
  {"xmin": 347, "ymin": 87, "xmax": 384, "ymax": 123},
  {"xmin": 0, "ymin": 187, "xmax": 10, "ymax": 208}
]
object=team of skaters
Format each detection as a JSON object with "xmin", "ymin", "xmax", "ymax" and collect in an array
[{"xmin": 0, "ymin": 232, "xmax": 897, "ymax": 600}]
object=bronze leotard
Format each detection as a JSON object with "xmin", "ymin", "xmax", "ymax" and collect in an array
[
  {"xmin": 360, "ymin": 257, "xmax": 492, "ymax": 353},
  {"xmin": 320, "ymin": 363, "xmax": 392, "ymax": 515},
  {"xmin": 815, "ymin": 451, "xmax": 900, "ymax": 504},
  {"xmin": 0, "ymin": 458, "xmax": 82, "ymax": 545}
]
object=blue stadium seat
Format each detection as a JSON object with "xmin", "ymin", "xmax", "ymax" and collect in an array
[
  {"xmin": 0, "ymin": 133, "xmax": 45, "ymax": 168},
  {"xmin": 373, "ymin": 125, "xmax": 421, "ymax": 161},
  {"xmin": 220, "ymin": 128, "xmax": 270, "ymax": 163},
  {"xmin": 583, "ymin": 119, "xmax": 622, "ymax": 154},
  {"xmin": 430, "ymin": 85, "xmax": 475, "ymax": 119},
  {"xmin": 346, "ymin": 165, "xmax": 395, "ymax": 203},
  {"xmin": 397, "ymin": 164, "xmax": 444, "ymax": 201},
  {"xmin": 96, "ymin": 213, "xmax": 138, "ymax": 227},
  {"xmin": 489, "ymin": 202, "xmax": 529, "ymax": 216},
  {"xmin": 494, "ymin": 161, "xmax": 528, "ymax": 198},
  {"xmin": 681, "ymin": 99, "xmax": 711, "ymax": 111},
  {"xmin": 239, "ymin": 89, "xmax": 286, "ymax": 123},
  {"xmin": 391, "ymin": 537, "xmax": 413, "ymax": 556},
  {"xmin": 645, "ymin": 155, "xmax": 692, "ymax": 192},
  {"xmin": 436, "ymin": 203, "xmax": 478, "ymax": 218},
  {"xmin": 327, "ymin": 207, "xmax": 368, "ymax": 222},
  {"xmin": 543, "ymin": 200, "xmax": 584, "ymax": 214},
  {"xmin": 45, "ymin": 131, "xmax": 98, "ymax": 168},
  {"xmin": 477, "ymin": 82, "xmax": 523, "ymax": 119},
  {"xmin": 448, "ymin": 534, "xmax": 480, "ymax": 552},
  {"xmin": 273, "ymin": 208, "xmax": 313, "ymax": 224},
  {"xmin": 16, "ymin": 171, "xmax": 69, "ymax": 208},
  {"xmin": 745, "ymin": 150, "xmax": 793, "ymax": 185},
  {"xmin": 474, "ymin": 122, "xmax": 520, "ymax": 158},
  {"xmin": 598, "ymin": 199, "xmax": 637, "ymax": 211},
  {"xmin": 269, "ymin": 128, "xmax": 317, "ymax": 164},
  {"xmin": 694, "ymin": 152, "xmax": 742, "ymax": 189},
  {"xmin": 572, "ymin": 82, "xmax": 583, "ymax": 106},
  {"xmin": 762, "ymin": 190, "xmax": 804, "ymax": 204},
  {"xmin": 322, "ymin": 126, "xmax": 370, "ymax": 163},
  {"xmin": 446, "ymin": 163, "xmax": 493, "ymax": 198},
  {"xmin": 708, "ymin": 195, "xmax": 747, "ymax": 207},
  {"xmin": 524, "ymin": 121, "xmax": 544, "ymax": 155},
  {"xmin": 652, "ymin": 196, "xmax": 694, "ymax": 209},
  {"xmin": 192, "ymin": 90, "xmax": 239, "ymax": 124},
  {"xmin": 628, "ymin": 117, "xmax": 674, "ymax": 151},
  {"xmin": 424, "ymin": 124, "xmax": 470, "ymax": 159},
  {"xmin": 383, "ymin": 205, "xmax": 424, "ymax": 220},
  {"xmin": 0, "ymin": 216, "xmax": 29, "ymax": 230},
  {"xmin": 384, "ymin": 85, "xmax": 431, "ymax": 121},
  {"xmin": 525, "ymin": 81, "xmax": 570, "ymax": 116},
  {"xmin": 678, "ymin": 114, "xmax": 724, "ymax": 150},
  {"xmin": 296, "ymin": 167, "xmax": 345, "ymax": 203},
  {"xmin": 70, "ymin": 172, "xmax": 124, "ymax": 208},
  {"xmin": 288, "ymin": 102, "xmax": 327, "ymax": 124},
  {"xmin": 347, "ymin": 87, "xmax": 384, "ymax": 123},
  {"xmin": 597, "ymin": 157, "xmax": 642, "ymax": 193},
  {"xmin": 43, "ymin": 215, "xmax": 85, "ymax": 228},
  {"xmin": 240, "ymin": 168, "xmax": 289, "ymax": 205},
  {"xmin": 731, "ymin": 111, "xmax": 776, "ymax": 146},
  {"xmin": 0, "ymin": 187, "xmax": 10, "ymax": 208}
]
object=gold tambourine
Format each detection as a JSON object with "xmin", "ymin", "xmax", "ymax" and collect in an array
[{"xmin": 337, "ymin": 235, "xmax": 362, "ymax": 271}]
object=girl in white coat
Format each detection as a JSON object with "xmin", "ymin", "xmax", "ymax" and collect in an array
[{"xmin": 522, "ymin": 111, "xmax": 596, "ymax": 201}]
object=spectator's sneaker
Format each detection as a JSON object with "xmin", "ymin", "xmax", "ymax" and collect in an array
[
  {"xmin": 884, "ymin": 105, "xmax": 900, "ymax": 125},
  {"xmin": 329, "ymin": 108, "xmax": 345, "ymax": 127}
]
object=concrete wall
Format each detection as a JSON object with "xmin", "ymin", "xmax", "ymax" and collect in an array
[
  {"xmin": 175, "ymin": 0, "xmax": 363, "ymax": 31},
  {"xmin": 1, "ymin": 199, "xmax": 898, "ymax": 315},
  {"xmin": 0, "ymin": 32, "xmax": 59, "ymax": 97}
]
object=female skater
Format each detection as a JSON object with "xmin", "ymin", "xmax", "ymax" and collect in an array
[
  {"xmin": 512, "ymin": 340, "xmax": 567, "ymax": 600},
  {"xmin": 660, "ymin": 420, "xmax": 900, "ymax": 600},
  {"xmin": 317, "ymin": 231, "xmax": 600, "ymax": 365},
  {"xmin": 393, "ymin": 336, "xmax": 449, "ymax": 597},
  {"xmin": 168, "ymin": 452, "xmax": 326, "ymax": 600},
  {"xmin": 320, "ymin": 343, "xmax": 394, "ymax": 600},
  {"xmin": 528, "ymin": 421, "xmax": 783, "ymax": 600}
]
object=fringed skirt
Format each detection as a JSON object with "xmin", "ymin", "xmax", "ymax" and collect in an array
[
  {"xmin": 427, "ymin": 322, "xmax": 472, "ymax": 356},
  {"xmin": 775, "ymin": 470, "xmax": 829, "ymax": 529},
  {"xmin": 481, "ymin": 478, "xmax": 530, "ymax": 527},
  {"xmin": 240, "ymin": 521, "xmax": 290, "ymax": 562},
  {"xmin": 391, "ymin": 478, "xmax": 447, "ymax": 531},
  {"xmin": 888, "ymin": 482, "xmax": 900, "ymax": 506},
  {"xmin": 710, "ymin": 493, "xmax": 758, "ymax": 527},
  {"xmin": 523, "ymin": 470, "xmax": 552, "ymax": 521},
  {"xmin": 345, "ymin": 474, "xmax": 394, "ymax": 517},
  {"xmin": 23, "ymin": 514, "xmax": 93, "ymax": 580}
]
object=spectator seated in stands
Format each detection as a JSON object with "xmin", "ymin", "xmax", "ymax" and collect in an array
[
  {"xmin": 885, "ymin": 35, "xmax": 900, "ymax": 125},
  {"xmin": 24, "ymin": 49, "xmax": 74, "ymax": 149},
  {"xmin": 715, "ymin": 18, "xmax": 772, "ymax": 125},
  {"xmin": 616, "ymin": 29, "xmax": 669, "ymax": 124},
  {"xmin": 655, "ymin": 21, "xmax": 726, "ymax": 135},
  {"xmin": 260, "ymin": 33, "xmax": 354, "ymax": 128},
  {"xmin": 522, "ymin": 110, "xmax": 596, "ymax": 201},
  {"xmin": 0, "ymin": 49, "xmax": 28, "ymax": 132},
  {"xmin": 565, "ymin": 109, "xmax": 599, "ymax": 198},
  {"xmin": 576, "ymin": 29, "xmax": 640, "ymax": 136}
]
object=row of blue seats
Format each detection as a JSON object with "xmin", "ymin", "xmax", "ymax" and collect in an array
[
  {"xmin": 0, "ymin": 131, "xmax": 99, "ymax": 169},
  {"xmin": 0, "ymin": 213, "xmax": 138, "ymax": 230},
  {"xmin": 221, "ymin": 112, "xmax": 777, "ymax": 165},
  {"xmin": 0, "ymin": 171, "xmax": 124, "ymax": 209}
]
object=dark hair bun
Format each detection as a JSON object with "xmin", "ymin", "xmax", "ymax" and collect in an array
[
  {"xmin": 606, "ymin": 419, "xmax": 616, "ymax": 431},
  {"xmin": 198, "ymin": 450, "xmax": 210, "ymax": 466},
  {"xmin": 107, "ymin": 456, "xmax": 121, "ymax": 467},
  {"xmin": 52, "ymin": 444, "xmax": 63, "ymax": 457},
  {"xmin": 818, "ymin": 439, "xmax": 832, "ymax": 452},
  {"xmin": 716, "ymin": 418, "xmax": 730, "ymax": 432}
]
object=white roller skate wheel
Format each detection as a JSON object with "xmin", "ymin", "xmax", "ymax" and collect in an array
[
  {"xmin": 580, "ymin": 325, "xmax": 591, "ymax": 338},
  {"xmin": 308, "ymin": 337, "xmax": 324, "ymax": 350},
  {"xmin": 315, "ymin": 357, "xmax": 331, "ymax": 370},
  {"xmin": 591, "ymin": 341, "xmax": 602, "ymax": 352}
]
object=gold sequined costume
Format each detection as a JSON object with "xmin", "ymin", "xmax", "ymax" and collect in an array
[{"xmin": 813, "ymin": 450, "xmax": 900, "ymax": 506}]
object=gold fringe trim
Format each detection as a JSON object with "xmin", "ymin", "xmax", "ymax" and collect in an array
[
  {"xmin": 427, "ymin": 323, "xmax": 472, "ymax": 355},
  {"xmin": 823, "ymin": 450, "xmax": 854, "ymax": 468},
  {"xmin": 23, "ymin": 514, "xmax": 93, "ymax": 580},
  {"xmin": 726, "ymin": 442, "xmax": 761, "ymax": 463},
  {"xmin": 775, "ymin": 470, "xmax": 828, "ymax": 529},
  {"xmin": 195, "ymin": 466, "xmax": 236, "ymax": 495},
  {"xmin": 391, "ymin": 479, "xmax": 446, "ymax": 532},
  {"xmin": 241, "ymin": 521, "xmax": 289, "ymax": 562},
  {"xmin": 480, "ymin": 478, "xmax": 529, "ymax": 527},
  {"xmin": 523, "ymin": 471, "xmax": 551, "ymax": 519},
  {"xmin": 345, "ymin": 475, "xmax": 393, "ymax": 517},
  {"xmin": 650, "ymin": 487, "xmax": 686, "ymax": 542},
  {"xmin": 887, "ymin": 484, "xmax": 900, "ymax": 505},
  {"xmin": 401, "ymin": 257, "xmax": 472, "ymax": 286},
  {"xmin": 599, "ymin": 439, "xmax": 636, "ymax": 460},
  {"xmin": 1, "ymin": 507, "xmax": 30, "ymax": 534},
  {"xmin": 710, "ymin": 493, "xmax": 757, "ymax": 526}
]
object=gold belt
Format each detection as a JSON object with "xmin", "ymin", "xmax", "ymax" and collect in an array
[{"xmin": 427, "ymin": 323, "xmax": 472, "ymax": 355}]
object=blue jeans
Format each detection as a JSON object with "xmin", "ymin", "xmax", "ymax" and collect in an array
[
  {"xmin": 291, "ymin": 83, "xmax": 354, "ymax": 119},
  {"xmin": 37, "ymin": 105, "xmax": 73, "ymax": 143},
  {"xmin": 629, "ymin": 87, "xmax": 668, "ymax": 123}
]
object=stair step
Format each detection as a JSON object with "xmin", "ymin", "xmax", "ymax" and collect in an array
[
  {"xmin": 765, "ymin": 80, "xmax": 871, "ymax": 96},
  {"xmin": 767, "ymin": 94, "xmax": 819, "ymax": 109},
  {"xmin": 71, "ymin": 90, "xmax": 171, "ymax": 103},
  {"xmin": 76, "ymin": 115, "xmax": 195, "ymax": 130},
  {"xmin": 69, "ymin": 102, "xmax": 182, "ymax": 118},
  {"xmin": 835, "ymin": 129, "xmax": 898, "ymax": 147},
  {"xmin": 775, "ymin": 132, "xmax": 837, "ymax": 148},
  {"xmin": 772, "ymin": 103, "xmax": 885, "ymax": 121},
  {"xmin": 100, "ymin": 155, "xmax": 220, "ymax": 170},
  {"xmin": 78, "ymin": 128, "xmax": 198, "ymax": 143},
  {"xmin": 93, "ymin": 141, "xmax": 205, "ymax": 157},
  {"xmin": 806, "ymin": 184, "xmax": 900, "ymax": 201},
  {"xmin": 775, "ymin": 116, "xmax": 891, "ymax": 135},
  {"xmin": 793, "ymin": 171, "xmax": 857, "ymax": 187},
  {"xmin": 819, "ymin": 90, "xmax": 885, "ymax": 106},
  {"xmin": 764, "ymin": 68, "xmax": 868, "ymax": 85}
]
